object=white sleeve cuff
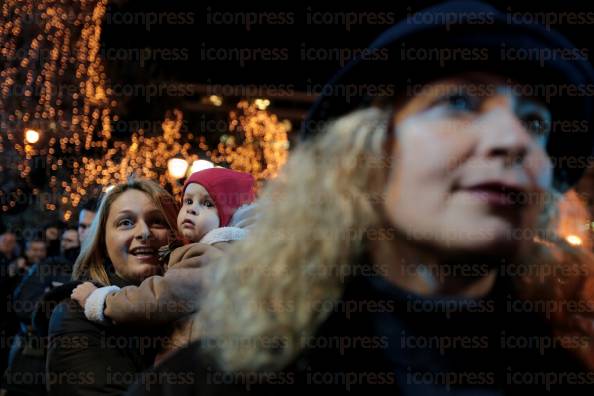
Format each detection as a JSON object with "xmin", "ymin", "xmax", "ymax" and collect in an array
[
  {"xmin": 83, "ymin": 285, "xmax": 121, "ymax": 325},
  {"xmin": 200, "ymin": 227, "xmax": 247, "ymax": 245}
]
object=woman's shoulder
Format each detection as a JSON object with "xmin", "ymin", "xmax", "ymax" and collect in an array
[
  {"xmin": 48, "ymin": 298, "xmax": 99, "ymax": 337},
  {"xmin": 34, "ymin": 280, "xmax": 82, "ymax": 336}
]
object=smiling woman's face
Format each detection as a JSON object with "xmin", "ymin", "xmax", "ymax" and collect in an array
[
  {"xmin": 383, "ymin": 73, "xmax": 554, "ymax": 257},
  {"xmin": 105, "ymin": 189, "xmax": 172, "ymax": 283}
]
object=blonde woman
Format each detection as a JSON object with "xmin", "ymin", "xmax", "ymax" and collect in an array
[
  {"xmin": 46, "ymin": 179, "xmax": 182, "ymax": 396},
  {"xmin": 129, "ymin": 2, "xmax": 594, "ymax": 396}
]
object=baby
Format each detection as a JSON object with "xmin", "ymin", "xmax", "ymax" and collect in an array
[{"xmin": 71, "ymin": 168, "xmax": 256, "ymax": 354}]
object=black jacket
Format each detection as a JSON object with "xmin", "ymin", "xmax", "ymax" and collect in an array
[
  {"xmin": 126, "ymin": 269, "xmax": 593, "ymax": 396},
  {"xmin": 12, "ymin": 250, "xmax": 77, "ymax": 326},
  {"xmin": 46, "ymin": 274, "xmax": 162, "ymax": 396},
  {"xmin": 2, "ymin": 282, "xmax": 80, "ymax": 396},
  {"xmin": 2, "ymin": 250, "xmax": 81, "ymax": 395}
]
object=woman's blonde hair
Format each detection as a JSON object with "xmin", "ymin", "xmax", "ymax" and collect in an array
[
  {"xmin": 198, "ymin": 107, "xmax": 394, "ymax": 371},
  {"xmin": 72, "ymin": 178, "xmax": 180, "ymax": 285},
  {"xmin": 197, "ymin": 107, "xmax": 594, "ymax": 372}
]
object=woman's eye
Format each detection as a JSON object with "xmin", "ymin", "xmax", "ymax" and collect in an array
[
  {"xmin": 118, "ymin": 219, "xmax": 133, "ymax": 228},
  {"xmin": 518, "ymin": 103, "xmax": 551, "ymax": 137},
  {"xmin": 522, "ymin": 113, "xmax": 551, "ymax": 136},
  {"xmin": 443, "ymin": 93, "xmax": 477, "ymax": 112}
]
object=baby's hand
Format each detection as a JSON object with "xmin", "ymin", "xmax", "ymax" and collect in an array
[{"xmin": 71, "ymin": 282, "xmax": 98, "ymax": 308}]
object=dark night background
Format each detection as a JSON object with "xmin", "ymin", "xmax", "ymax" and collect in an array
[
  {"xmin": 100, "ymin": 0, "xmax": 594, "ymax": 197},
  {"xmin": 3, "ymin": 0, "xmax": 594, "ymax": 226}
]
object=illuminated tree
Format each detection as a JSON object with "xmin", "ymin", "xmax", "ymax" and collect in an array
[{"xmin": 206, "ymin": 100, "xmax": 291, "ymax": 185}]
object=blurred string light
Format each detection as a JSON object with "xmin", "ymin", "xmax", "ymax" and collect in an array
[
  {"xmin": 79, "ymin": 109, "xmax": 198, "ymax": 197},
  {"xmin": 84, "ymin": 105, "xmax": 289, "ymax": 199},
  {"xmin": 208, "ymin": 95, "xmax": 223, "ymax": 107},
  {"xmin": 167, "ymin": 158, "xmax": 189, "ymax": 180},
  {"xmin": 0, "ymin": 0, "xmax": 115, "ymax": 214},
  {"xmin": 557, "ymin": 190, "xmax": 591, "ymax": 249},
  {"xmin": 566, "ymin": 235, "xmax": 583, "ymax": 246},
  {"xmin": 25, "ymin": 129, "xmax": 40, "ymax": 144},
  {"xmin": 203, "ymin": 100, "xmax": 291, "ymax": 185},
  {"xmin": 191, "ymin": 159, "xmax": 214, "ymax": 173},
  {"xmin": 0, "ymin": 1, "xmax": 291, "ymax": 218},
  {"xmin": 254, "ymin": 98, "xmax": 270, "ymax": 111}
]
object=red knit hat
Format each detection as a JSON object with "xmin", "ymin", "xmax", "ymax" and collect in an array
[{"xmin": 182, "ymin": 168, "xmax": 256, "ymax": 227}]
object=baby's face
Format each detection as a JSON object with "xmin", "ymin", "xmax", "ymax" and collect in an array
[{"xmin": 177, "ymin": 183, "xmax": 220, "ymax": 242}]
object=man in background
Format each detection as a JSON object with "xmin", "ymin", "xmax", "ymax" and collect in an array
[
  {"xmin": 60, "ymin": 227, "xmax": 80, "ymax": 258},
  {"xmin": 0, "ymin": 230, "xmax": 18, "ymax": 266},
  {"xmin": 77, "ymin": 198, "xmax": 98, "ymax": 245}
]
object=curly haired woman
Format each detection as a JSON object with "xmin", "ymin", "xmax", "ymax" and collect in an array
[{"xmin": 128, "ymin": 2, "xmax": 594, "ymax": 395}]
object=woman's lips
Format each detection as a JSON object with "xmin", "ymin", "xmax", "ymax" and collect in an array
[
  {"xmin": 134, "ymin": 254, "xmax": 157, "ymax": 262},
  {"xmin": 458, "ymin": 182, "xmax": 526, "ymax": 207},
  {"xmin": 129, "ymin": 247, "xmax": 158, "ymax": 262},
  {"xmin": 463, "ymin": 190, "xmax": 514, "ymax": 206}
]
